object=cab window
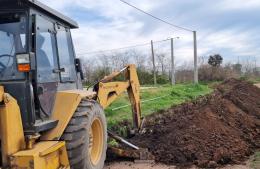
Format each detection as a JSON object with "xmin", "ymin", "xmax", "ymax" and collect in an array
[
  {"xmin": 56, "ymin": 25, "xmax": 76, "ymax": 82},
  {"xmin": 36, "ymin": 15, "xmax": 59, "ymax": 82},
  {"xmin": 0, "ymin": 13, "xmax": 27, "ymax": 81}
]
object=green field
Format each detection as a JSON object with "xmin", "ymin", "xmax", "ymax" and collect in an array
[
  {"xmin": 240, "ymin": 76, "xmax": 260, "ymax": 84},
  {"xmin": 105, "ymin": 83, "xmax": 213, "ymax": 128},
  {"xmin": 250, "ymin": 152, "xmax": 260, "ymax": 169}
]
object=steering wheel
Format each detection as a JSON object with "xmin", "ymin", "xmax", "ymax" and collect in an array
[{"xmin": 0, "ymin": 54, "xmax": 13, "ymax": 72}]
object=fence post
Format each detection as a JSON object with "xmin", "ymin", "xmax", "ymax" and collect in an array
[
  {"xmin": 193, "ymin": 31, "xmax": 198, "ymax": 84},
  {"xmin": 171, "ymin": 38, "xmax": 175, "ymax": 85},
  {"xmin": 151, "ymin": 40, "xmax": 157, "ymax": 85}
]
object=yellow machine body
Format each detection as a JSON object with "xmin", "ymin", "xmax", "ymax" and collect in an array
[
  {"xmin": 0, "ymin": 86, "xmax": 26, "ymax": 166},
  {"xmin": 0, "ymin": 0, "xmax": 143, "ymax": 167},
  {"xmin": 10, "ymin": 141, "xmax": 69, "ymax": 169},
  {"xmin": 41, "ymin": 90, "xmax": 96, "ymax": 140},
  {"xmin": 0, "ymin": 87, "xmax": 70, "ymax": 169},
  {"xmin": 0, "ymin": 64, "xmax": 142, "ymax": 168}
]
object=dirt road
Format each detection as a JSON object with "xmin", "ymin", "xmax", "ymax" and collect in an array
[
  {"xmin": 105, "ymin": 162, "xmax": 176, "ymax": 169},
  {"xmin": 255, "ymin": 83, "xmax": 260, "ymax": 88},
  {"xmin": 105, "ymin": 161, "xmax": 250, "ymax": 169}
]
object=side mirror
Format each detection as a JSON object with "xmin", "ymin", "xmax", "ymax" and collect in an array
[{"xmin": 75, "ymin": 58, "xmax": 84, "ymax": 80}]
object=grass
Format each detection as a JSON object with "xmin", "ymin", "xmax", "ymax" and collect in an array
[
  {"xmin": 240, "ymin": 76, "xmax": 260, "ymax": 84},
  {"xmin": 250, "ymin": 81, "xmax": 260, "ymax": 168},
  {"xmin": 105, "ymin": 83, "xmax": 213, "ymax": 128},
  {"xmin": 250, "ymin": 152, "xmax": 260, "ymax": 169},
  {"xmin": 251, "ymin": 77, "xmax": 260, "ymax": 84}
]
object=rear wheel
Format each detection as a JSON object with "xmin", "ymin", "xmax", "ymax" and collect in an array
[{"xmin": 61, "ymin": 100, "xmax": 107, "ymax": 169}]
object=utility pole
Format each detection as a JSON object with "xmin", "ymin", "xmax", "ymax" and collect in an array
[
  {"xmin": 171, "ymin": 38, "xmax": 175, "ymax": 85},
  {"xmin": 193, "ymin": 31, "xmax": 198, "ymax": 84},
  {"xmin": 254, "ymin": 56, "xmax": 257, "ymax": 72},
  {"xmin": 151, "ymin": 40, "xmax": 157, "ymax": 85}
]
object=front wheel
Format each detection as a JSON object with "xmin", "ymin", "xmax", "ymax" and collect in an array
[{"xmin": 61, "ymin": 100, "xmax": 107, "ymax": 169}]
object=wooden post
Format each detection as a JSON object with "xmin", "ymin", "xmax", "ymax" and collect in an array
[
  {"xmin": 193, "ymin": 31, "xmax": 198, "ymax": 84},
  {"xmin": 151, "ymin": 40, "xmax": 157, "ymax": 85},
  {"xmin": 171, "ymin": 38, "xmax": 175, "ymax": 85}
]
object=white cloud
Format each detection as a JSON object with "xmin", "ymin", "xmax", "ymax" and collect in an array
[
  {"xmin": 39, "ymin": 0, "xmax": 260, "ymax": 66},
  {"xmin": 218, "ymin": 0, "xmax": 260, "ymax": 10}
]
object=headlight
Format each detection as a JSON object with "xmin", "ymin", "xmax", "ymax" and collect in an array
[
  {"xmin": 16, "ymin": 53, "xmax": 31, "ymax": 72},
  {"xmin": 16, "ymin": 53, "xmax": 30, "ymax": 64}
]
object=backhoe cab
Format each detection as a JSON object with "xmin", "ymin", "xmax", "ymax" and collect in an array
[
  {"xmin": 0, "ymin": 0, "xmax": 82, "ymax": 133},
  {"xmin": 0, "ymin": 0, "xmax": 142, "ymax": 169}
]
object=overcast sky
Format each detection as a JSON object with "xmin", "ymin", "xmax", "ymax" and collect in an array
[{"xmin": 41, "ymin": 0, "xmax": 260, "ymax": 66}]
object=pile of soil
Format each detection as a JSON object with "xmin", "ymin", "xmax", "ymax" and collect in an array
[{"xmin": 129, "ymin": 79, "xmax": 260, "ymax": 168}]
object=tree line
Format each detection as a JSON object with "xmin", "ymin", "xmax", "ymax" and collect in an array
[{"xmin": 81, "ymin": 50, "xmax": 260, "ymax": 85}]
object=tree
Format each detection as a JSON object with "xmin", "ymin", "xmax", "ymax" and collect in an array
[
  {"xmin": 156, "ymin": 53, "xmax": 167, "ymax": 75},
  {"xmin": 130, "ymin": 50, "xmax": 147, "ymax": 70},
  {"xmin": 232, "ymin": 63, "xmax": 242, "ymax": 74},
  {"xmin": 208, "ymin": 54, "xmax": 223, "ymax": 67}
]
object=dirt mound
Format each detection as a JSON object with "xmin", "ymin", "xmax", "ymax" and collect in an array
[{"xmin": 129, "ymin": 79, "xmax": 260, "ymax": 168}]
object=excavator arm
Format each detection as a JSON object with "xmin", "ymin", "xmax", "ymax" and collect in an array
[
  {"xmin": 93, "ymin": 68, "xmax": 154, "ymax": 161},
  {"xmin": 93, "ymin": 64, "xmax": 142, "ymax": 129}
]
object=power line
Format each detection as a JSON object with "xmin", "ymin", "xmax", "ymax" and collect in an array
[
  {"xmin": 77, "ymin": 39, "xmax": 169, "ymax": 56},
  {"xmin": 119, "ymin": 1, "xmax": 199, "ymax": 84},
  {"xmin": 119, "ymin": 0, "xmax": 193, "ymax": 32},
  {"xmin": 77, "ymin": 1, "xmax": 194, "ymax": 56}
]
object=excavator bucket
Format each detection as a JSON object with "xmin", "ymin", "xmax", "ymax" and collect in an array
[{"xmin": 107, "ymin": 130, "xmax": 154, "ymax": 162}]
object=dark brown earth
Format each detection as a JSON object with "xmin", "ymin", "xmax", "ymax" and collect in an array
[{"xmin": 128, "ymin": 79, "xmax": 260, "ymax": 168}]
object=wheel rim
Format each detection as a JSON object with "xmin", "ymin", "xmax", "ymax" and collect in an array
[{"xmin": 89, "ymin": 118, "xmax": 104, "ymax": 166}]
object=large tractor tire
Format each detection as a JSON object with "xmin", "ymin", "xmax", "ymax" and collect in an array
[{"xmin": 61, "ymin": 100, "xmax": 107, "ymax": 169}]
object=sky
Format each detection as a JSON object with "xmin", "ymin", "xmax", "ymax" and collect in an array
[{"xmin": 41, "ymin": 0, "xmax": 260, "ymax": 66}]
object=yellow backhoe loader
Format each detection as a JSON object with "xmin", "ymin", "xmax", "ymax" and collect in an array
[{"xmin": 0, "ymin": 0, "xmax": 142, "ymax": 168}]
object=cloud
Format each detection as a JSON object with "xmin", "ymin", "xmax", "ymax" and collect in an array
[
  {"xmin": 218, "ymin": 0, "xmax": 260, "ymax": 10},
  {"xmin": 39, "ymin": 0, "xmax": 260, "ymax": 66}
]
